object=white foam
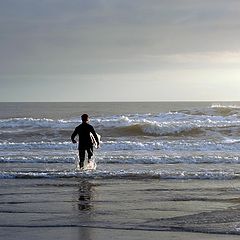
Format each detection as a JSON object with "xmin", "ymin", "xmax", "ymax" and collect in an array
[
  {"xmin": 1, "ymin": 139, "xmax": 240, "ymax": 152},
  {"xmin": 100, "ymin": 140, "xmax": 240, "ymax": 152},
  {"xmin": 222, "ymin": 138, "xmax": 240, "ymax": 144},
  {"xmin": 211, "ymin": 104, "xmax": 240, "ymax": 109},
  {"xmin": 0, "ymin": 156, "xmax": 75, "ymax": 163},
  {"xmin": 1, "ymin": 152, "xmax": 240, "ymax": 164},
  {"xmin": 139, "ymin": 116, "xmax": 240, "ymax": 136},
  {"xmin": 99, "ymin": 153, "xmax": 240, "ymax": 164},
  {"xmin": 0, "ymin": 141, "xmax": 72, "ymax": 150},
  {"xmin": 0, "ymin": 169, "xmax": 236, "ymax": 180},
  {"xmin": 0, "ymin": 117, "xmax": 77, "ymax": 129}
]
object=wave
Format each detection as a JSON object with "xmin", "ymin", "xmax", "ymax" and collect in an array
[
  {"xmin": 0, "ymin": 156, "xmax": 75, "ymax": 163},
  {"xmin": 99, "ymin": 113, "xmax": 240, "ymax": 137},
  {"xmin": 1, "ymin": 139, "xmax": 240, "ymax": 152},
  {"xmin": 1, "ymin": 112, "xmax": 240, "ymax": 138},
  {"xmin": 104, "ymin": 140, "xmax": 240, "ymax": 152},
  {"xmin": 207, "ymin": 104, "xmax": 240, "ymax": 117},
  {"xmin": 101, "ymin": 154, "xmax": 240, "ymax": 164},
  {"xmin": 108, "ymin": 123, "xmax": 204, "ymax": 137},
  {"xmin": 1, "ymin": 154, "xmax": 240, "ymax": 164},
  {"xmin": 0, "ymin": 141, "xmax": 72, "ymax": 150},
  {"xmin": 211, "ymin": 103, "xmax": 240, "ymax": 109},
  {"xmin": 0, "ymin": 117, "xmax": 76, "ymax": 129},
  {"xmin": 0, "ymin": 169, "xmax": 237, "ymax": 180},
  {"xmin": 179, "ymin": 104, "xmax": 240, "ymax": 116}
]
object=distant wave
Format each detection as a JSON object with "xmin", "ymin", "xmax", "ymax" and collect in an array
[
  {"xmin": 1, "ymin": 113, "xmax": 240, "ymax": 138},
  {"xmin": 211, "ymin": 103, "xmax": 240, "ymax": 109},
  {"xmin": 175, "ymin": 104, "xmax": 240, "ymax": 117},
  {"xmin": 208, "ymin": 104, "xmax": 240, "ymax": 116},
  {"xmin": 0, "ymin": 118, "xmax": 76, "ymax": 129}
]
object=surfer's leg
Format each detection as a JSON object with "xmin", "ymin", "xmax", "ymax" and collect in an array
[
  {"xmin": 87, "ymin": 147, "xmax": 93, "ymax": 162},
  {"xmin": 79, "ymin": 149, "xmax": 85, "ymax": 168}
]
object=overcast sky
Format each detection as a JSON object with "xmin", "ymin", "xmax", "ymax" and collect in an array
[{"xmin": 1, "ymin": 0, "xmax": 240, "ymax": 101}]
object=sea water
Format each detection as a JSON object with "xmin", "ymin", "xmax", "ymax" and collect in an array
[{"xmin": 1, "ymin": 102, "xmax": 240, "ymax": 239}]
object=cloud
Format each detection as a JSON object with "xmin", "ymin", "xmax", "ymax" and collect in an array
[
  {"xmin": 1, "ymin": 0, "xmax": 240, "ymax": 101},
  {"xmin": 143, "ymin": 51, "xmax": 240, "ymax": 66}
]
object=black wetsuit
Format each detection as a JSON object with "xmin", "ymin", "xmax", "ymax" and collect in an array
[{"xmin": 71, "ymin": 122, "xmax": 99, "ymax": 168}]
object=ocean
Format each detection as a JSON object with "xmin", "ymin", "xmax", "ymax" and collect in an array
[{"xmin": 1, "ymin": 102, "xmax": 240, "ymax": 240}]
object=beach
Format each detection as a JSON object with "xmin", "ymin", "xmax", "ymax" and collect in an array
[
  {"xmin": 1, "ymin": 102, "xmax": 240, "ymax": 239},
  {"xmin": 1, "ymin": 178, "xmax": 240, "ymax": 240}
]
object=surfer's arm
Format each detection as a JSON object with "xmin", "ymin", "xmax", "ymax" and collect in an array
[{"xmin": 71, "ymin": 128, "xmax": 78, "ymax": 144}]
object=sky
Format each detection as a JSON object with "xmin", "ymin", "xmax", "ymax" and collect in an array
[{"xmin": 0, "ymin": 0, "xmax": 240, "ymax": 101}]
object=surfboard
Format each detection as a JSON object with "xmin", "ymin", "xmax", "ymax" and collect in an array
[{"xmin": 90, "ymin": 132, "xmax": 101, "ymax": 148}]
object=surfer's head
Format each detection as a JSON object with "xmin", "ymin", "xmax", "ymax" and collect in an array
[{"xmin": 81, "ymin": 114, "xmax": 89, "ymax": 123}]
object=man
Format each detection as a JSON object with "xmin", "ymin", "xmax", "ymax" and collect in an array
[{"xmin": 71, "ymin": 114, "xmax": 99, "ymax": 169}]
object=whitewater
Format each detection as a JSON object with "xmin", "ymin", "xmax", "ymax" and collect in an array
[{"xmin": 1, "ymin": 102, "xmax": 240, "ymax": 179}]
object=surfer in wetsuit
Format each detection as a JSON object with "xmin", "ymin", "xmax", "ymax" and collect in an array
[{"xmin": 71, "ymin": 114, "xmax": 99, "ymax": 169}]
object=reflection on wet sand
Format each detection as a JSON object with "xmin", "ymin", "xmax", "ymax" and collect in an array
[
  {"xmin": 77, "ymin": 180, "xmax": 94, "ymax": 240},
  {"xmin": 78, "ymin": 180, "xmax": 94, "ymax": 211}
]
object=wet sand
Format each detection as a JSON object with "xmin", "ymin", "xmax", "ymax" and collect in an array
[
  {"xmin": 1, "ymin": 178, "xmax": 240, "ymax": 239},
  {"xmin": 2, "ymin": 227, "xmax": 240, "ymax": 240}
]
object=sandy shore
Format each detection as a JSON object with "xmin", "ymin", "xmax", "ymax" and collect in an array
[{"xmin": 1, "ymin": 178, "xmax": 240, "ymax": 239}]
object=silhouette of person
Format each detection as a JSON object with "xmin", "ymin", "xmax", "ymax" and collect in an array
[{"xmin": 71, "ymin": 114, "xmax": 99, "ymax": 169}]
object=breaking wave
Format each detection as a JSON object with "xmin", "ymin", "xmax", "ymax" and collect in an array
[{"xmin": 1, "ymin": 112, "xmax": 240, "ymax": 138}]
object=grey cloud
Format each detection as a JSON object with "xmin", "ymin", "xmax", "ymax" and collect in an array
[{"xmin": 1, "ymin": 0, "xmax": 240, "ymax": 76}]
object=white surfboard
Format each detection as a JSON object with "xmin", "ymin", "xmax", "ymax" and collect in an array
[{"xmin": 90, "ymin": 132, "xmax": 101, "ymax": 148}]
